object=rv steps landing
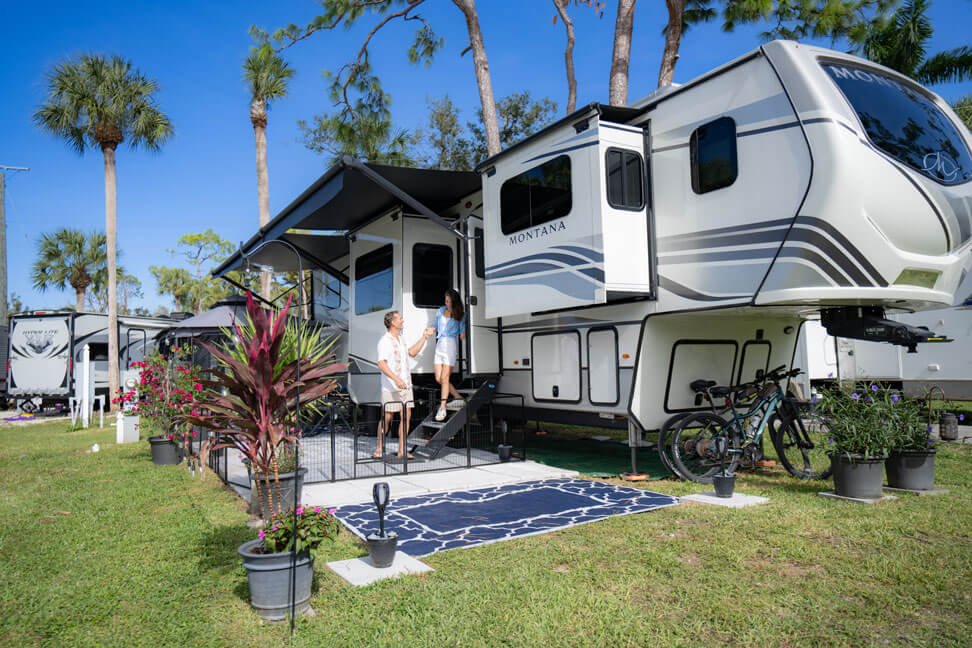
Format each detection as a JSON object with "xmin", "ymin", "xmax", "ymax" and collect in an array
[{"xmin": 409, "ymin": 379, "xmax": 497, "ymax": 460}]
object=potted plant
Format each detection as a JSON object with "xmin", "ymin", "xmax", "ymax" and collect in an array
[
  {"xmin": 237, "ymin": 504, "xmax": 340, "ymax": 621},
  {"xmin": 186, "ymin": 293, "xmax": 345, "ymax": 617},
  {"xmin": 119, "ymin": 346, "xmax": 202, "ymax": 465},
  {"xmin": 885, "ymin": 392, "xmax": 939, "ymax": 490},
  {"xmin": 815, "ymin": 383, "xmax": 892, "ymax": 499}
]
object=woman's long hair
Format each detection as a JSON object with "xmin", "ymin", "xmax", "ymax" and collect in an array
[{"xmin": 445, "ymin": 288, "xmax": 464, "ymax": 323}]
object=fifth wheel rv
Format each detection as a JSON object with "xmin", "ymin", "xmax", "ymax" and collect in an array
[
  {"xmin": 7, "ymin": 310, "xmax": 172, "ymax": 411},
  {"xmin": 217, "ymin": 40, "xmax": 972, "ymax": 454}
]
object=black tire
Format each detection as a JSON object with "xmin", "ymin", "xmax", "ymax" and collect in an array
[
  {"xmin": 657, "ymin": 413, "xmax": 688, "ymax": 479},
  {"xmin": 670, "ymin": 412, "xmax": 740, "ymax": 484},
  {"xmin": 769, "ymin": 412, "xmax": 833, "ymax": 479}
]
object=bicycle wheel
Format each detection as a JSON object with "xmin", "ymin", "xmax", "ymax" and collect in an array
[
  {"xmin": 670, "ymin": 412, "xmax": 741, "ymax": 484},
  {"xmin": 657, "ymin": 413, "xmax": 688, "ymax": 479},
  {"xmin": 770, "ymin": 413, "xmax": 832, "ymax": 479}
]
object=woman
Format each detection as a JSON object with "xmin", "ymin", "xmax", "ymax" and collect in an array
[{"xmin": 433, "ymin": 288, "xmax": 466, "ymax": 421}]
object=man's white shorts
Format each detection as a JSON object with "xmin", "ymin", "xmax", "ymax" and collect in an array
[
  {"xmin": 434, "ymin": 336, "xmax": 458, "ymax": 367},
  {"xmin": 381, "ymin": 388, "xmax": 414, "ymax": 413}
]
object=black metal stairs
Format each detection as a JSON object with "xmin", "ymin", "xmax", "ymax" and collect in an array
[{"xmin": 408, "ymin": 378, "xmax": 498, "ymax": 460}]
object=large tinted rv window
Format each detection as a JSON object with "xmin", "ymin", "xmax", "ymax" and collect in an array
[
  {"xmin": 412, "ymin": 243, "xmax": 453, "ymax": 308},
  {"xmin": 690, "ymin": 117, "xmax": 738, "ymax": 194},
  {"xmin": 500, "ymin": 155, "xmax": 572, "ymax": 234},
  {"xmin": 823, "ymin": 63, "xmax": 972, "ymax": 185},
  {"xmin": 354, "ymin": 244, "xmax": 393, "ymax": 315},
  {"xmin": 606, "ymin": 149, "xmax": 645, "ymax": 209}
]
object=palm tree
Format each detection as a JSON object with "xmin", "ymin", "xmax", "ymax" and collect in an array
[
  {"xmin": 34, "ymin": 54, "xmax": 173, "ymax": 405},
  {"xmin": 31, "ymin": 228, "xmax": 109, "ymax": 312},
  {"xmin": 854, "ymin": 0, "xmax": 972, "ymax": 85},
  {"xmin": 244, "ymin": 45, "xmax": 294, "ymax": 302}
]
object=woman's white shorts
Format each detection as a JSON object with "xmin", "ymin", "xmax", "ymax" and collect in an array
[{"xmin": 434, "ymin": 336, "xmax": 458, "ymax": 367}]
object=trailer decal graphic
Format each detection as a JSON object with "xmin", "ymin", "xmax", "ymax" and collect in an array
[{"xmin": 507, "ymin": 220, "xmax": 567, "ymax": 246}]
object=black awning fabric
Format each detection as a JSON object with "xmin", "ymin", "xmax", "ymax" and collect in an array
[{"xmin": 214, "ymin": 157, "xmax": 480, "ymax": 280}]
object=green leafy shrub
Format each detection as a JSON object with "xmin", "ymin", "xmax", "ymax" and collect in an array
[
  {"xmin": 258, "ymin": 504, "xmax": 340, "ymax": 556},
  {"xmin": 814, "ymin": 383, "xmax": 895, "ymax": 459}
]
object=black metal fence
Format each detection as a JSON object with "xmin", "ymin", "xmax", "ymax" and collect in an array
[{"xmin": 207, "ymin": 390, "xmax": 526, "ymax": 488}]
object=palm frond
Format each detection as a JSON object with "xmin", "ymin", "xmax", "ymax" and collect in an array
[{"xmin": 916, "ymin": 46, "xmax": 972, "ymax": 85}]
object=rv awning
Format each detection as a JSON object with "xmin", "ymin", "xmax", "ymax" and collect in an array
[{"xmin": 213, "ymin": 156, "xmax": 481, "ymax": 282}]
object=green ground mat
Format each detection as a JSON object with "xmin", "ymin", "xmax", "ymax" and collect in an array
[{"xmin": 518, "ymin": 437, "xmax": 669, "ymax": 479}]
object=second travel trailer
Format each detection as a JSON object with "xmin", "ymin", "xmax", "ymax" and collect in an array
[
  {"xmin": 6, "ymin": 310, "xmax": 172, "ymax": 412},
  {"xmin": 217, "ymin": 40, "xmax": 972, "ymax": 457}
]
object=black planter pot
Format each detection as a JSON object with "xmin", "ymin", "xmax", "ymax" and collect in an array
[
  {"xmin": 254, "ymin": 468, "xmax": 307, "ymax": 519},
  {"xmin": 238, "ymin": 539, "xmax": 313, "ymax": 621},
  {"xmin": 497, "ymin": 444, "xmax": 513, "ymax": 462},
  {"xmin": 886, "ymin": 449, "xmax": 937, "ymax": 490},
  {"xmin": 712, "ymin": 473, "xmax": 736, "ymax": 498},
  {"xmin": 366, "ymin": 532, "xmax": 398, "ymax": 568},
  {"xmin": 148, "ymin": 436, "xmax": 180, "ymax": 466},
  {"xmin": 830, "ymin": 453, "xmax": 886, "ymax": 499}
]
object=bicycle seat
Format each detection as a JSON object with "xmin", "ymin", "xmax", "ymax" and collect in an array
[
  {"xmin": 710, "ymin": 384, "xmax": 750, "ymax": 397},
  {"xmin": 689, "ymin": 379, "xmax": 717, "ymax": 393}
]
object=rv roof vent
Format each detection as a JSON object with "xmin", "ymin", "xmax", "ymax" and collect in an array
[{"xmin": 168, "ymin": 311, "xmax": 195, "ymax": 321}]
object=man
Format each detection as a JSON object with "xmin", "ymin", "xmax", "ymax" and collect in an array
[{"xmin": 374, "ymin": 310, "xmax": 433, "ymax": 459}]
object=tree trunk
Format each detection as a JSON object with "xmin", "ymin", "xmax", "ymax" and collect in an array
[
  {"xmin": 252, "ymin": 102, "xmax": 273, "ymax": 302},
  {"xmin": 609, "ymin": 0, "xmax": 637, "ymax": 106},
  {"xmin": 658, "ymin": 0, "xmax": 686, "ymax": 88},
  {"xmin": 452, "ymin": 0, "xmax": 501, "ymax": 156},
  {"xmin": 103, "ymin": 145, "xmax": 120, "ymax": 409},
  {"xmin": 75, "ymin": 288, "xmax": 85, "ymax": 313},
  {"xmin": 554, "ymin": 0, "xmax": 577, "ymax": 114}
]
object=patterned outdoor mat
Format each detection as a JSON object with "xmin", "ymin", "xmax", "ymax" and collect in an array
[{"xmin": 333, "ymin": 477, "xmax": 679, "ymax": 556}]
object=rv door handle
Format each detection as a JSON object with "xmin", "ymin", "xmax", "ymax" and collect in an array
[
  {"xmin": 469, "ymin": 296, "xmax": 478, "ymax": 306},
  {"xmin": 552, "ymin": 385, "xmax": 559, "ymax": 397}
]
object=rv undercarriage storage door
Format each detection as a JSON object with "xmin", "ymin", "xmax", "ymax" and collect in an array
[
  {"xmin": 587, "ymin": 328, "xmax": 619, "ymax": 405},
  {"xmin": 531, "ymin": 331, "xmax": 581, "ymax": 402},
  {"xmin": 466, "ymin": 217, "xmax": 499, "ymax": 374}
]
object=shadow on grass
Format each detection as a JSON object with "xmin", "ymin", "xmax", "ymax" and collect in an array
[
  {"xmin": 736, "ymin": 468, "xmax": 834, "ymax": 495},
  {"xmin": 198, "ymin": 523, "xmax": 253, "ymax": 572}
]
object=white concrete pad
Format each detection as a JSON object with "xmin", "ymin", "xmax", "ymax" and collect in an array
[
  {"xmin": 682, "ymin": 491, "xmax": 769, "ymax": 508},
  {"xmin": 818, "ymin": 491, "xmax": 897, "ymax": 504},
  {"xmin": 882, "ymin": 486, "xmax": 949, "ymax": 496},
  {"xmin": 326, "ymin": 551, "xmax": 433, "ymax": 587}
]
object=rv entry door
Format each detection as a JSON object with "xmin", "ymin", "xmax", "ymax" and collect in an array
[{"xmin": 403, "ymin": 215, "xmax": 461, "ymax": 375}]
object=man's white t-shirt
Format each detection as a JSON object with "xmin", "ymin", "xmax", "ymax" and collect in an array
[{"xmin": 377, "ymin": 331, "xmax": 411, "ymax": 392}]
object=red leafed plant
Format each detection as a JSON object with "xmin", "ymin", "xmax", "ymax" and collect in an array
[{"xmin": 183, "ymin": 292, "xmax": 345, "ymax": 521}]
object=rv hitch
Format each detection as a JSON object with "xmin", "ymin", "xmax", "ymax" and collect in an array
[{"xmin": 820, "ymin": 306, "xmax": 951, "ymax": 353}]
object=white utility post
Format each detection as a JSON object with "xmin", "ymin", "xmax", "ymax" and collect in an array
[{"xmin": 81, "ymin": 344, "xmax": 90, "ymax": 428}]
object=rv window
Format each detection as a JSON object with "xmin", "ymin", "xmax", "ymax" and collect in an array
[
  {"xmin": 823, "ymin": 63, "xmax": 972, "ymax": 185},
  {"xmin": 88, "ymin": 343, "xmax": 109, "ymax": 361},
  {"xmin": 474, "ymin": 227, "xmax": 485, "ymax": 279},
  {"xmin": 690, "ymin": 117, "xmax": 737, "ymax": 194},
  {"xmin": 606, "ymin": 149, "xmax": 645, "ymax": 209},
  {"xmin": 500, "ymin": 155, "xmax": 572, "ymax": 235},
  {"xmin": 354, "ymin": 244, "xmax": 394, "ymax": 315},
  {"xmin": 412, "ymin": 244, "xmax": 453, "ymax": 308}
]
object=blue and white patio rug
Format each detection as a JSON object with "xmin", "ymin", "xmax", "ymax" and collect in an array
[{"xmin": 334, "ymin": 478, "xmax": 680, "ymax": 557}]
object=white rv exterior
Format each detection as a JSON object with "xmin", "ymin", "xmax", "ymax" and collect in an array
[
  {"xmin": 7, "ymin": 311, "xmax": 171, "ymax": 406},
  {"xmin": 224, "ymin": 41, "xmax": 972, "ymax": 435}
]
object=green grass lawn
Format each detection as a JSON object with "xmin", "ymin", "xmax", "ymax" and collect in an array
[{"xmin": 1, "ymin": 421, "xmax": 970, "ymax": 647}]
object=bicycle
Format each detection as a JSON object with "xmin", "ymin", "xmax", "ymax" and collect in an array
[
  {"xmin": 657, "ymin": 378, "xmax": 758, "ymax": 479},
  {"xmin": 669, "ymin": 366, "xmax": 830, "ymax": 483}
]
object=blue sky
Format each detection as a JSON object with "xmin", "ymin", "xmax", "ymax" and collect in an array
[{"xmin": 2, "ymin": 0, "xmax": 970, "ymax": 312}]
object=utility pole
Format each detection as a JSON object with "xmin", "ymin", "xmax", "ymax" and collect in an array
[{"xmin": 0, "ymin": 165, "xmax": 30, "ymax": 325}]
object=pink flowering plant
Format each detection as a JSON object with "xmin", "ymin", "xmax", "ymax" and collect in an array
[
  {"xmin": 114, "ymin": 345, "xmax": 203, "ymax": 446},
  {"xmin": 257, "ymin": 504, "xmax": 340, "ymax": 555}
]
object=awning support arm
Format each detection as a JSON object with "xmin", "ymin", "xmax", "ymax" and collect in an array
[{"xmin": 342, "ymin": 155, "xmax": 467, "ymax": 241}]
